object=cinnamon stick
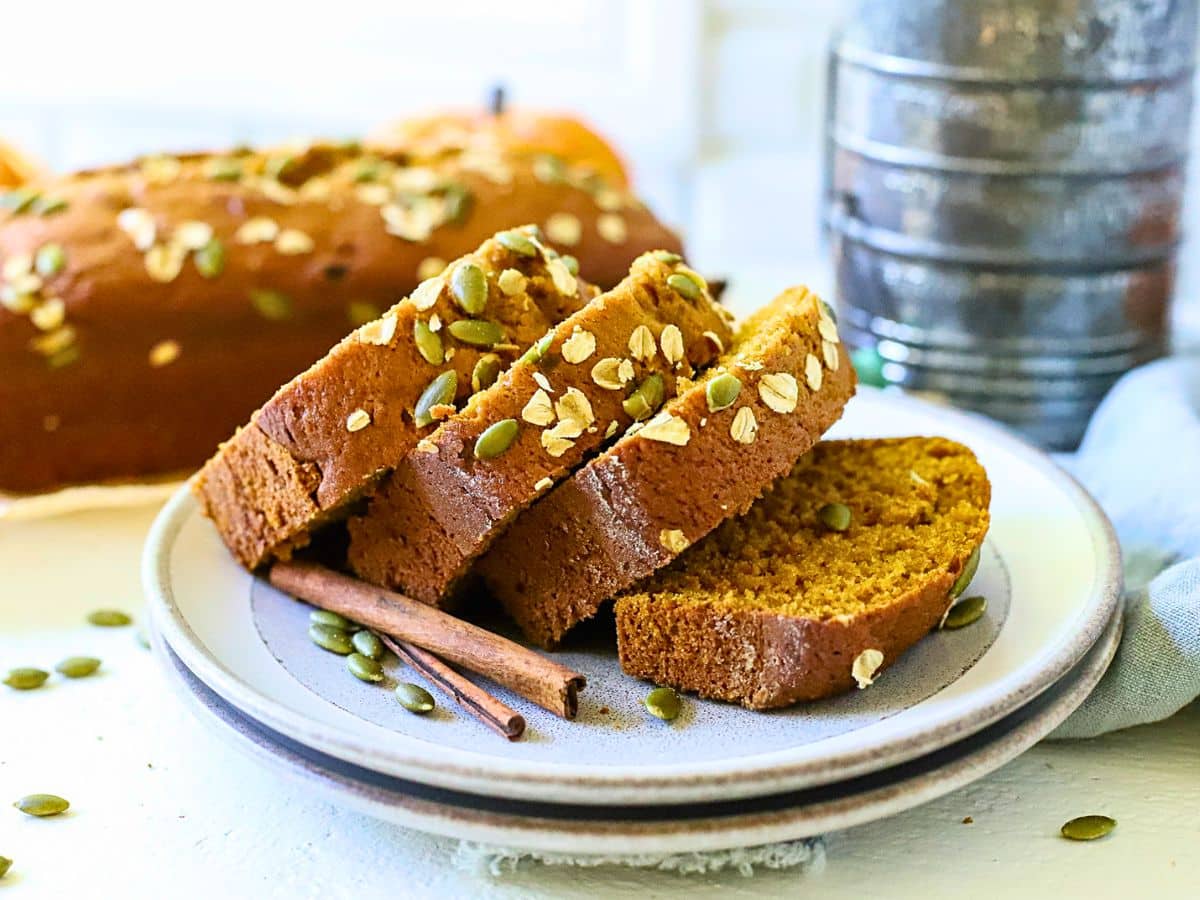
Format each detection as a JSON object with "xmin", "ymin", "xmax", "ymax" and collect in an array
[
  {"xmin": 378, "ymin": 634, "xmax": 525, "ymax": 741},
  {"xmin": 269, "ymin": 560, "xmax": 585, "ymax": 718}
]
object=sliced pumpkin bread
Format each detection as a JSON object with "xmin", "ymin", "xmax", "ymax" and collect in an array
[
  {"xmin": 195, "ymin": 228, "xmax": 595, "ymax": 569},
  {"xmin": 616, "ymin": 437, "xmax": 991, "ymax": 709},
  {"xmin": 346, "ymin": 251, "xmax": 735, "ymax": 605},
  {"xmin": 478, "ymin": 286, "xmax": 856, "ymax": 647}
]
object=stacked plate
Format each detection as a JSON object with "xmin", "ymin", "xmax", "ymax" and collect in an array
[{"xmin": 142, "ymin": 389, "xmax": 1122, "ymax": 856}]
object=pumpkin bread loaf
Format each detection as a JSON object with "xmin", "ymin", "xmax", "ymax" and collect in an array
[
  {"xmin": 0, "ymin": 141, "xmax": 681, "ymax": 495},
  {"xmin": 616, "ymin": 437, "xmax": 991, "ymax": 709},
  {"xmin": 479, "ymin": 287, "xmax": 856, "ymax": 648},
  {"xmin": 346, "ymin": 251, "xmax": 734, "ymax": 605},
  {"xmin": 195, "ymin": 229, "xmax": 596, "ymax": 570}
]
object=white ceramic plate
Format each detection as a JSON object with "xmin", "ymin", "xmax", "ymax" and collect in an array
[
  {"xmin": 153, "ymin": 608, "xmax": 1122, "ymax": 856},
  {"xmin": 143, "ymin": 388, "xmax": 1121, "ymax": 806}
]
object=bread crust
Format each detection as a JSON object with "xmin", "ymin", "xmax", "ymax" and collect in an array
[
  {"xmin": 346, "ymin": 253, "xmax": 734, "ymax": 605},
  {"xmin": 479, "ymin": 288, "xmax": 856, "ymax": 647},
  {"xmin": 0, "ymin": 142, "xmax": 681, "ymax": 494}
]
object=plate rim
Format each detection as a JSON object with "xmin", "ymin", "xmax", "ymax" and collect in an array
[
  {"xmin": 143, "ymin": 387, "xmax": 1123, "ymax": 804},
  {"xmin": 155, "ymin": 606, "xmax": 1123, "ymax": 856}
]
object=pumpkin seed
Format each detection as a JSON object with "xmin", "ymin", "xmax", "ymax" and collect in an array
[
  {"xmin": 1061, "ymin": 815, "xmax": 1116, "ymax": 841},
  {"xmin": 666, "ymin": 272, "xmax": 702, "ymax": 301},
  {"xmin": 474, "ymin": 418, "xmax": 519, "ymax": 459},
  {"xmin": 705, "ymin": 372, "xmax": 742, "ymax": 412},
  {"xmin": 650, "ymin": 250, "xmax": 683, "ymax": 265},
  {"xmin": 0, "ymin": 856, "xmax": 10, "ymax": 879},
  {"xmin": 87, "ymin": 609, "xmax": 132, "ymax": 627},
  {"xmin": 351, "ymin": 157, "xmax": 381, "ymax": 183},
  {"xmin": 0, "ymin": 188, "xmax": 38, "ymax": 212},
  {"xmin": 249, "ymin": 289, "xmax": 293, "ymax": 321},
  {"xmin": 819, "ymin": 299, "xmax": 838, "ymax": 323},
  {"xmin": 351, "ymin": 630, "xmax": 385, "ymax": 661},
  {"xmin": 943, "ymin": 596, "xmax": 987, "ymax": 630},
  {"xmin": 645, "ymin": 686, "xmax": 682, "ymax": 721},
  {"xmin": 3, "ymin": 668, "xmax": 49, "ymax": 690},
  {"xmin": 35, "ymin": 243, "xmax": 67, "ymax": 277},
  {"xmin": 265, "ymin": 154, "xmax": 295, "ymax": 180},
  {"xmin": 193, "ymin": 239, "xmax": 225, "ymax": 278},
  {"xmin": 442, "ymin": 183, "xmax": 472, "ymax": 225},
  {"xmin": 395, "ymin": 682, "xmax": 435, "ymax": 714},
  {"xmin": 347, "ymin": 652, "xmax": 384, "ymax": 683},
  {"xmin": 55, "ymin": 657, "xmax": 101, "ymax": 679},
  {"xmin": 414, "ymin": 370, "xmax": 457, "ymax": 427},
  {"xmin": 623, "ymin": 374, "xmax": 665, "ymax": 421},
  {"xmin": 450, "ymin": 262, "xmax": 488, "ymax": 315},
  {"xmin": 496, "ymin": 230, "xmax": 538, "ymax": 258},
  {"xmin": 818, "ymin": 502, "xmax": 852, "ymax": 532},
  {"xmin": 346, "ymin": 300, "xmax": 381, "ymax": 327},
  {"xmin": 310, "ymin": 609, "xmax": 354, "ymax": 630},
  {"xmin": 950, "ymin": 546, "xmax": 981, "ymax": 598},
  {"xmin": 13, "ymin": 794, "xmax": 69, "ymax": 817},
  {"xmin": 32, "ymin": 196, "xmax": 67, "ymax": 217},
  {"xmin": 471, "ymin": 355, "xmax": 502, "ymax": 392},
  {"xmin": 520, "ymin": 332, "xmax": 554, "ymax": 366},
  {"xmin": 308, "ymin": 623, "xmax": 354, "ymax": 655},
  {"xmin": 560, "ymin": 254, "xmax": 580, "ymax": 276},
  {"xmin": 206, "ymin": 158, "xmax": 243, "ymax": 181},
  {"xmin": 413, "ymin": 319, "xmax": 444, "ymax": 365},
  {"xmin": 447, "ymin": 318, "xmax": 502, "ymax": 347}
]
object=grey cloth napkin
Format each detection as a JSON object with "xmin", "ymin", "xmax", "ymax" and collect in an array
[{"xmin": 1051, "ymin": 356, "xmax": 1200, "ymax": 738}]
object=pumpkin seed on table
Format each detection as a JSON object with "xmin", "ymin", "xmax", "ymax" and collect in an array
[
  {"xmin": 55, "ymin": 657, "xmax": 101, "ymax": 678},
  {"xmin": 13, "ymin": 794, "xmax": 69, "ymax": 817},
  {"xmin": 950, "ymin": 546, "xmax": 981, "ymax": 598},
  {"xmin": 351, "ymin": 630, "xmax": 384, "ymax": 661},
  {"xmin": 705, "ymin": 372, "xmax": 742, "ymax": 412},
  {"xmin": 309, "ymin": 623, "xmax": 354, "ymax": 655},
  {"xmin": 310, "ymin": 608, "xmax": 355, "ymax": 630},
  {"xmin": 645, "ymin": 686, "xmax": 682, "ymax": 721},
  {"xmin": 496, "ymin": 230, "xmax": 539, "ymax": 258},
  {"xmin": 347, "ymin": 652, "xmax": 384, "ymax": 683},
  {"xmin": 450, "ymin": 262, "xmax": 489, "ymax": 315},
  {"xmin": 395, "ymin": 682, "xmax": 436, "ymax": 714},
  {"xmin": 1061, "ymin": 815, "xmax": 1116, "ymax": 841},
  {"xmin": 818, "ymin": 502, "xmax": 852, "ymax": 532},
  {"xmin": 447, "ymin": 318, "xmax": 503, "ymax": 348},
  {"xmin": 623, "ymin": 373, "xmax": 665, "ymax": 421},
  {"xmin": 249, "ymin": 289, "xmax": 293, "ymax": 321},
  {"xmin": 413, "ymin": 320, "xmax": 444, "ymax": 365},
  {"xmin": 942, "ymin": 595, "xmax": 987, "ymax": 630},
  {"xmin": 87, "ymin": 609, "xmax": 131, "ymax": 627},
  {"xmin": 4, "ymin": 668, "xmax": 49, "ymax": 690},
  {"xmin": 474, "ymin": 418, "xmax": 519, "ymax": 460},
  {"xmin": 414, "ymin": 370, "xmax": 457, "ymax": 427}
]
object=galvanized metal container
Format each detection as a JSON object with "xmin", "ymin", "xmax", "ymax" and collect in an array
[{"xmin": 826, "ymin": 0, "xmax": 1196, "ymax": 449}]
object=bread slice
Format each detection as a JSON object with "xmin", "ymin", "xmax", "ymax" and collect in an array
[
  {"xmin": 346, "ymin": 251, "xmax": 735, "ymax": 605},
  {"xmin": 616, "ymin": 437, "xmax": 991, "ymax": 709},
  {"xmin": 478, "ymin": 287, "xmax": 856, "ymax": 647},
  {"xmin": 195, "ymin": 229, "xmax": 596, "ymax": 569}
]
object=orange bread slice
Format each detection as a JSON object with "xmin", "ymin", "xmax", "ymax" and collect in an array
[
  {"xmin": 345, "ymin": 251, "xmax": 735, "ymax": 605},
  {"xmin": 616, "ymin": 437, "xmax": 991, "ymax": 709},
  {"xmin": 478, "ymin": 286, "xmax": 856, "ymax": 647},
  {"xmin": 195, "ymin": 229, "xmax": 595, "ymax": 569}
]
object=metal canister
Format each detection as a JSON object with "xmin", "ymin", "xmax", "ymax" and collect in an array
[{"xmin": 826, "ymin": 0, "xmax": 1196, "ymax": 449}]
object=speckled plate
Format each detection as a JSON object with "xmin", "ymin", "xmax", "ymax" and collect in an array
[
  {"xmin": 143, "ymin": 388, "xmax": 1121, "ymax": 806},
  {"xmin": 153, "ymin": 607, "xmax": 1122, "ymax": 856}
]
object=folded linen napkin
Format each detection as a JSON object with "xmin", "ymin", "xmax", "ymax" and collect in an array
[{"xmin": 1051, "ymin": 356, "xmax": 1200, "ymax": 738}]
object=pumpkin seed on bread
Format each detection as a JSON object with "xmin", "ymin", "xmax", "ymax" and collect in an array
[
  {"xmin": 195, "ymin": 228, "xmax": 597, "ymax": 570},
  {"xmin": 345, "ymin": 250, "xmax": 734, "ymax": 605},
  {"xmin": 478, "ymin": 286, "xmax": 856, "ymax": 648},
  {"xmin": 617, "ymin": 437, "xmax": 991, "ymax": 709}
]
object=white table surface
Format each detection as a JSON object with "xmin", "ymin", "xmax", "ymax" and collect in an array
[{"xmin": 2, "ymin": 502, "xmax": 1198, "ymax": 899}]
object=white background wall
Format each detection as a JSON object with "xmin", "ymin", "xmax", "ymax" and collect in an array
[{"xmin": 0, "ymin": 0, "xmax": 1195, "ymax": 335}]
